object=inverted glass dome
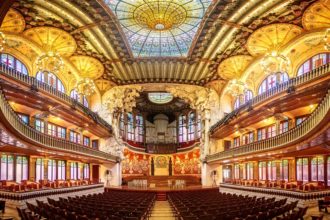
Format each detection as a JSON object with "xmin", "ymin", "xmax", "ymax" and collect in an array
[{"xmin": 148, "ymin": 92, "xmax": 173, "ymax": 104}]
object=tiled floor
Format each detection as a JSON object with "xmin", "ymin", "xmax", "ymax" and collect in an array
[{"xmin": 149, "ymin": 201, "xmax": 175, "ymax": 220}]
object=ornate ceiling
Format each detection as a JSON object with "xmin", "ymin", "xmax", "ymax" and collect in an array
[
  {"xmin": 1, "ymin": 0, "xmax": 328, "ymax": 92},
  {"xmin": 104, "ymin": 0, "xmax": 212, "ymax": 57}
]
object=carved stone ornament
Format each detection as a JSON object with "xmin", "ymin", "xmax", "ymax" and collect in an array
[
  {"xmin": 166, "ymin": 85, "xmax": 217, "ymax": 119},
  {"xmin": 102, "ymin": 85, "xmax": 143, "ymax": 114}
]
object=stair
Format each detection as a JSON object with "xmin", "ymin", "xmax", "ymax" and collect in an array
[
  {"xmin": 149, "ymin": 201, "xmax": 176, "ymax": 220},
  {"xmin": 157, "ymin": 192, "xmax": 167, "ymax": 201}
]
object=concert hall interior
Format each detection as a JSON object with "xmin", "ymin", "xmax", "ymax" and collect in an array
[{"xmin": 0, "ymin": 0, "xmax": 329, "ymax": 219}]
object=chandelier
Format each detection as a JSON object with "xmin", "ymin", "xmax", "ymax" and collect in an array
[
  {"xmin": 75, "ymin": 78, "xmax": 96, "ymax": 96},
  {"xmin": 324, "ymin": 28, "xmax": 330, "ymax": 51},
  {"xmin": 0, "ymin": 32, "xmax": 6, "ymax": 52},
  {"xmin": 227, "ymin": 79, "xmax": 247, "ymax": 97},
  {"xmin": 260, "ymin": 51, "xmax": 290, "ymax": 75},
  {"xmin": 35, "ymin": 51, "xmax": 64, "ymax": 73}
]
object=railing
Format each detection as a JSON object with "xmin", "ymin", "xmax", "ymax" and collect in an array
[
  {"xmin": 146, "ymin": 143, "xmax": 178, "ymax": 154},
  {"xmin": 210, "ymin": 63, "xmax": 330, "ymax": 134},
  {"xmin": 207, "ymin": 87, "xmax": 330, "ymax": 162},
  {"xmin": 0, "ymin": 64, "xmax": 112, "ymax": 133},
  {"xmin": 0, "ymin": 89, "xmax": 117, "ymax": 162}
]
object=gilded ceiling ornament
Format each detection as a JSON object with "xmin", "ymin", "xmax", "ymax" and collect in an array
[
  {"xmin": 217, "ymin": 55, "xmax": 253, "ymax": 80},
  {"xmin": 103, "ymin": 85, "xmax": 143, "ymax": 114},
  {"xmin": 70, "ymin": 55, "xmax": 105, "ymax": 79},
  {"xmin": 74, "ymin": 78, "xmax": 96, "ymax": 96},
  {"xmin": 166, "ymin": 86, "xmax": 217, "ymax": 117},
  {"xmin": 260, "ymin": 51, "xmax": 291, "ymax": 75},
  {"xmin": 246, "ymin": 24, "xmax": 303, "ymax": 57},
  {"xmin": 35, "ymin": 51, "xmax": 64, "ymax": 74},
  {"xmin": 226, "ymin": 79, "xmax": 247, "ymax": 97},
  {"xmin": 0, "ymin": 9, "xmax": 25, "ymax": 34},
  {"xmin": 302, "ymin": 0, "xmax": 330, "ymax": 30},
  {"xmin": 0, "ymin": 32, "xmax": 7, "ymax": 52}
]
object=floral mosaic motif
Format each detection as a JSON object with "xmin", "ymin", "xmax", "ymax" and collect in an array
[
  {"xmin": 122, "ymin": 149, "xmax": 150, "ymax": 175},
  {"xmin": 173, "ymin": 149, "xmax": 200, "ymax": 175}
]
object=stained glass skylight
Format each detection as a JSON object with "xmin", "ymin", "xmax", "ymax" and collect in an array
[
  {"xmin": 104, "ymin": 0, "xmax": 212, "ymax": 57},
  {"xmin": 148, "ymin": 92, "xmax": 173, "ymax": 104}
]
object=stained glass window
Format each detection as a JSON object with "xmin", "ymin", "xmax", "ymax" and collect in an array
[
  {"xmin": 48, "ymin": 159, "xmax": 56, "ymax": 181},
  {"xmin": 298, "ymin": 53, "xmax": 330, "ymax": 76},
  {"xmin": 258, "ymin": 162, "xmax": 267, "ymax": 180},
  {"xmin": 36, "ymin": 71, "xmax": 65, "ymax": 93},
  {"xmin": 1, "ymin": 154, "xmax": 14, "ymax": 180},
  {"xmin": 135, "ymin": 114, "xmax": 144, "ymax": 142},
  {"xmin": 36, "ymin": 158, "xmax": 44, "ymax": 182},
  {"xmin": 58, "ymin": 160, "xmax": 66, "ymax": 180},
  {"xmin": 127, "ymin": 113, "xmax": 134, "ymax": 141},
  {"xmin": 178, "ymin": 114, "xmax": 187, "ymax": 142},
  {"xmin": 258, "ymin": 72, "xmax": 289, "ymax": 94},
  {"xmin": 83, "ymin": 164, "xmax": 89, "ymax": 179},
  {"xmin": 148, "ymin": 92, "xmax": 173, "ymax": 104},
  {"xmin": 267, "ymin": 161, "xmax": 277, "ymax": 181},
  {"xmin": 246, "ymin": 163, "xmax": 253, "ymax": 180},
  {"xmin": 70, "ymin": 162, "xmax": 78, "ymax": 180},
  {"xmin": 16, "ymin": 156, "xmax": 28, "ymax": 182},
  {"xmin": 104, "ymin": 0, "xmax": 212, "ymax": 57},
  {"xmin": 70, "ymin": 89, "xmax": 89, "ymax": 107},
  {"xmin": 188, "ymin": 112, "xmax": 195, "ymax": 141},
  {"xmin": 297, "ymin": 158, "xmax": 308, "ymax": 182},
  {"xmin": 0, "ymin": 53, "xmax": 28, "ymax": 75},
  {"xmin": 280, "ymin": 159, "xmax": 289, "ymax": 181},
  {"xmin": 311, "ymin": 156, "xmax": 324, "ymax": 182}
]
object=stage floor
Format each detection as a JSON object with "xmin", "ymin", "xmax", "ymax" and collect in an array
[{"xmin": 105, "ymin": 185, "xmax": 218, "ymax": 192}]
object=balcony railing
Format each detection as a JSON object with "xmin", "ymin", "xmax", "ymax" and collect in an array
[
  {"xmin": 146, "ymin": 143, "xmax": 178, "ymax": 154},
  {"xmin": 0, "ymin": 89, "xmax": 117, "ymax": 162},
  {"xmin": 210, "ymin": 63, "xmax": 330, "ymax": 134},
  {"xmin": 206, "ymin": 87, "xmax": 330, "ymax": 162},
  {"xmin": 0, "ymin": 64, "xmax": 112, "ymax": 133}
]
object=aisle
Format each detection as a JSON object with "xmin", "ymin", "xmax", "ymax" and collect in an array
[{"xmin": 149, "ymin": 201, "xmax": 176, "ymax": 220}]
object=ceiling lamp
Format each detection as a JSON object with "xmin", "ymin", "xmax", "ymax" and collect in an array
[
  {"xmin": 35, "ymin": 51, "xmax": 64, "ymax": 73},
  {"xmin": 260, "ymin": 51, "xmax": 290, "ymax": 75},
  {"xmin": 227, "ymin": 79, "xmax": 247, "ymax": 97},
  {"xmin": 0, "ymin": 32, "xmax": 6, "ymax": 51},
  {"xmin": 75, "ymin": 78, "xmax": 96, "ymax": 96},
  {"xmin": 324, "ymin": 28, "xmax": 330, "ymax": 50}
]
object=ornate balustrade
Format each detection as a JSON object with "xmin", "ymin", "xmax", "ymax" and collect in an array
[
  {"xmin": 0, "ymin": 89, "xmax": 117, "ymax": 162},
  {"xmin": 146, "ymin": 143, "xmax": 178, "ymax": 154},
  {"xmin": 0, "ymin": 64, "xmax": 112, "ymax": 132},
  {"xmin": 207, "ymin": 87, "xmax": 330, "ymax": 162},
  {"xmin": 210, "ymin": 63, "xmax": 330, "ymax": 134}
]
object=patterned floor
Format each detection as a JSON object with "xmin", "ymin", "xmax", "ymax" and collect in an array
[{"xmin": 149, "ymin": 201, "xmax": 176, "ymax": 220}]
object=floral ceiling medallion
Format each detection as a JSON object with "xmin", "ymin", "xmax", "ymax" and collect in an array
[{"xmin": 104, "ymin": 0, "xmax": 212, "ymax": 57}]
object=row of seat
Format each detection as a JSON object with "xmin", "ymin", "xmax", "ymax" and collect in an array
[
  {"xmin": 167, "ymin": 190, "xmax": 305, "ymax": 220},
  {"xmin": 18, "ymin": 191, "xmax": 156, "ymax": 220}
]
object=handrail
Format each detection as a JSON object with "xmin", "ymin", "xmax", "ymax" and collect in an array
[
  {"xmin": 206, "ymin": 87, "xmax": 330, "ymax": 162},
  {"xmin": 0, "ymin": 64, "xmax": 112, "ymax": 133},
  {"xmin": 210, "ymin": 63, "xmax": 330, "ymax": 134},
  {"xmin": 0, "ymin": 88, "xmax": 117, "ymax": 162}
]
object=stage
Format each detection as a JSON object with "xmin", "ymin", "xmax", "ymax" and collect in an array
[{"xmin": 105, "ymin": 186, "xmax": 218, "ymax": 200}]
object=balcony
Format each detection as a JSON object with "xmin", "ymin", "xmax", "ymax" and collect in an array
[
  {"xmin": 206, "ymin": 87, "xmax": 330, "ymax": 162},
  {"xmin": 0, "ymin": 64, "xmax": 112, "ymax": 132},
  {"xmin": 0, "ymin": 88, "xmax": 117, "ymax": 162},
  {"xmin": 210, "ymin": 63, "xmax": 330, "ymax": 135}
]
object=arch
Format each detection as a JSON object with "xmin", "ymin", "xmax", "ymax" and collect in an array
[
  {"xmin": 70, "ymin": 89, "xmax": 89, "ymax": 107},
  {"xmin": 297, "ymin": 53, "xmax": 330, "ymax": 76},
  {"xmin": 36, "ymin": 71, "xmax": 66, "ymax": 93},
  {"xmin": 258, "ymin": 72, "xmax": 289, "ymax": 95},
  {"xmin": 0, "ymin": 53, "xmax": 28, "ymax": 75},
  {"xmin": 233, "ymin": 89, "xmax": 253, "ymax": 110}
]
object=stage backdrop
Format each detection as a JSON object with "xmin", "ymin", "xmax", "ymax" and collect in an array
[{"xmin": 122, "ymin": 148, "xmax": 201, "ymax": 176}]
